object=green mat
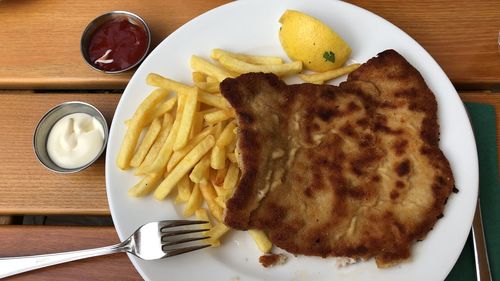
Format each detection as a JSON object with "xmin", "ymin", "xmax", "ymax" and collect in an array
[{"xmin": 445, "ymin": 103, "xmax": 500, "ymax": 281}]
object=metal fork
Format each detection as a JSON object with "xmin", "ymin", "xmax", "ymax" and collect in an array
[
  {"xmin": 472, "ymin": 199, "xmax": 492, "ymax": 281},
  {"xmin": 0, "ymin": 220, "xmax": 210, "ymax": 279}
]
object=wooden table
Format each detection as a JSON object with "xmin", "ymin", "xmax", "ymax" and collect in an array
[{"xmin": 0, "ymin": 0, "xmax": 499, "ymax": 280}]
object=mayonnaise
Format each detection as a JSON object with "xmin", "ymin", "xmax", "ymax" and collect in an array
[{"xmin": 47, "ymin": 113, "xmax": 105, "ymax": 169}]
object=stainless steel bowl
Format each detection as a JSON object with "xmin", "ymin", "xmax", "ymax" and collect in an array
[
  {"xmin": 33, "ymin": 101, "xmax": 109, "ymax": 173},
  {"xmin": 80, "ymin": 11, "xmax": 151, "ymax": 74}
]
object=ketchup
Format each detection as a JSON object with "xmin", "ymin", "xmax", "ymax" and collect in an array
[{"xmin": 88, "ymin": 17, "xmax": 148, "ymax": 72}]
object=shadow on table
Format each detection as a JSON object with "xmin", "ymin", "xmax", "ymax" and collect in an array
[{"xmin": 20, "ymin": 215, "xmax": 113, "ymax": 226}]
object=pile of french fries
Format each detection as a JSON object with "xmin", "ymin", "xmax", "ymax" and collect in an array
[{"xmin": 116, "ymin": 48, "xmax": 360, "ymax": 251}]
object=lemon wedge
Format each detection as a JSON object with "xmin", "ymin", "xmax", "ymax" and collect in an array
[{"xmin": 279, "ymin": 10, "xmax": 351, "ymax": 72}]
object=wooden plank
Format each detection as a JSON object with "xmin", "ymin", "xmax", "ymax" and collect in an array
[
  {"xmin": 0, "ymin": 0, "xmax": 229, "ymax": 90},
  {"xmin": 0, "ymin": 226, "xmax": 141, "ymax": 281},
  {"xmin": 1, "ymin": 1, "xmax": 499, "ymax": 90},
  {"xmin": 348, "ymin": 0, "xmax": 500, "ymax": 89},
  {"xmin": 0, "ymin": 93, "xmax": 120, "ymax": 215}
]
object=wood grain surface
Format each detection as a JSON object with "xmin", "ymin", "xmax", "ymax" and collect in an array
[
  {"xmin": 0, "ymin": 93, "xmax": 120, "ymax": 215},
  {"xmin": 0, "ymin": 226, "xmax": 141, "ymax": 281},
  {"xmin": 0, "ymin": 0, "xmax": 229, "ymax": 90},
  {"xmin": 0, "ymin": 0, "xmax": 499, "ymax": 90},
  {"xmin": 348, "ymin": 0, "xmax": 500, "ymax": 89}
]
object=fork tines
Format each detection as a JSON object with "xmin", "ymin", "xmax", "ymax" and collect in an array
[
  {"xmin": 163, "ymin": 244, "xmax": 212, "ymax": 257},
  {"xmin": 162, "ymin": 228, "xmax": 210, "ymax": 238},
  {"xmin": 158, "ymin": 220, "xmax": 209, "ymax": 231},
  {"xmin": 159, "ymin": 220, "xmax": 211, "ymax": 257}
]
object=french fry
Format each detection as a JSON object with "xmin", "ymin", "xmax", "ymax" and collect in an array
[
  {"xmin": 206, "ymin": 76, "xmax": 218, "ymax": 83},
  {"xmin": 183, "ymin": 184, "xmax": 203, "ymax": 217},
  {"xmin": 223, "ymin": 163, "xmax": 240, "ymax": 190},
  {"xmin": 204, "ymin": 109, "xmax": 235, "ymax": 124},
  {"xmin": 174, "ymin": 191, "xmax": 183, "ymax": 204},
  {"xmin": 129, "ymin": 117, "xmax": 162, "ymax": 168},
  {"xmin": 214, "ymin": 196, "xmax": 227, "ymax": 209},
  {"xmin": 195, "ymin": 208, "xmax": 212, "ymax": 227},
  {"xmin": 212, "ymin": 166, "xmax": 228, "ymax": 187},
  {"xmin": 167, "ymin": 126, "xmax": 214, "ymax": 172},
  {"xmin": 154, "ymin": 135, "xmax": 215, "ymax": 200},
  {"xmin": 138, "ymin": 96, "xmax": 178, "ymax": 127},
  {"xmin": 175, "ymin": 175, "xmax": 193, "ymax": 204},
  {"xmin": 218, "ymin": 55, "xmax": 302, "ymax": 77},
  {"xmin": 192, "ymin": 71, "xmax": 207, "ymax": 83},
  {"xmin": 140, "ymin": 94, "xmax": 186, "ymax": 174},
  {"xmin": 218, "ymin": 185, "xmax": 235, "ymax": 202},
  {"xmin": 248, "ymin": 229, "xmax": 273, "ymax": 253},
  {"xmin": 211, "ymin": 49, "xmax": 283, "ymax": 65},
  {"xmin": 127, "ymin": 171, "xmax": 164, "ymax": 197},
  {"xmin": 136, "ymin": 114, "xmax": 174, "ymax": 175},
  {"xmin": 212, "ymin": 181, "xmax": 224, "ymax": 197},
  {"xmin": 173, "ymin": 88, "xmax": 199, "ymax": 151},
  {"xmin": 210, "ymin": 121, "xmax": 226, "ymax": 170},
  {"xmin": 206, "ymin": 223, "xmax": 230, "ymax": 245},
  {"xmin": 199, "ymin": 179, "xmax": 224, "ymax": 222},
  {"xmin": 116, "ymin": 88, "xmax": 169, "ymax": 170},
  {"xmin": 146, "ymin": 73, "xmax": 193, "ymax": 94},
  {"xmin": 150, "ymin": 96, "xmax": 178, "ymax": 121},
  {"xmin": 214, "ymin": 120, "xmax": 224, "ymax": 138},
  {"xmin": 189, "ymin": 154, "xmax": 211, "ymax": 183},
  {"xmin": 195, "ymin": 81, "xmax": 219, "ymax": 93},
  {"xmin": 216, "ymin": 162, "xmax": 239, "ymax": 202},
  {"xmin": 226, "ymin": 135, "xmax": 237, "ymax": 153},
  {"xmin": 216, "ymin": 122, "xmax": 237, "ymax": 147},
  {"xmin": 227, "ymin": 152, "xmax": 237, "ymax": 163},
  {"xmin": 199, "ymin": 107, "xmax": 219, "ymax": 116},
  {"xmin": 298, "ymin": 63, "xmax": 361, "ymax": 83},
  {"xmin": 198, "ymin": 92, "xmax": 231, "ymax": 109},
  {"xmin": 162, "ymin": 111, "xmax": 174, "ymax": 127},
  {"xmin": 195, "ymin": 208, "xmax": 219, "ymax": 246},
  {"xmin": 139, "ymin": 119, "xmax": 179, "ymax": 174},
  {"xmin": 190, "ymin": 111, "xmax": 205, "ymax": 138},
  {"xmin": 211, "ymin": 145, "xmax": 226, "ymax": 170},
  {"xmin": 190, "ymin": 55, "xmax": 235, "ymax": 82}
]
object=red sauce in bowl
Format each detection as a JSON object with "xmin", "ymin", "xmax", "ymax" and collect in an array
[{"xmin": 88, "ymin": 18, "xmax": 148, "ymax": 72}]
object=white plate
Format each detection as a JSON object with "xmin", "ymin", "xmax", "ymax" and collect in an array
[{"xmin": 105, "ymin": 0, "xmax": 478, "ymax": 280}]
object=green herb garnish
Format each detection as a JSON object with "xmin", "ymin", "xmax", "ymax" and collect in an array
[{"xmin": 323, "ymin": 51, "xmax": 335, "ymax": 63}]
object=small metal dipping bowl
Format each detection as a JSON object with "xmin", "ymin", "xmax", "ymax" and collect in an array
[
  {"xmin": 33, "ymin": 101, "xmax": 109, "ymax": 173},
  {"xmin": 80, "ymin": 11, "xmax": 151, "ymax": 73}
]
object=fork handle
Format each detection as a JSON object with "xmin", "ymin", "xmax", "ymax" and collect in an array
[
  {"xmin": 0, "ymin": 242, "xmax": 127, "ymax": 278},
  {"xmin": 472, "ymin": 199, "xmax": 492, "ymax": 281}
]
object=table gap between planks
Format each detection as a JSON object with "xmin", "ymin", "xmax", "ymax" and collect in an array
[{"xmin": 0, "ymin": 0, "xmax": 499, "ymax": 280}]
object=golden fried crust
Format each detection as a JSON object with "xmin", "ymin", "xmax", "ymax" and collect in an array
[
  {"xmin": 220, "ymin": 49, "xmax": 455, "ymax": 268},
  {"xmin": 220, "ymin": 73, "xmax": 293, "ymax": 230}
]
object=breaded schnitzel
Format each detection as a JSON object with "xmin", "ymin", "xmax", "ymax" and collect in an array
[{"xmin": 220, "ymin": 50, "xmax": 454, "ymax": 267}]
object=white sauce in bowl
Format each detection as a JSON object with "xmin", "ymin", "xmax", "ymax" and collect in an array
[{"xmin": 46, "ymin": 113, "xmax": 104, "ymax": 169}]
